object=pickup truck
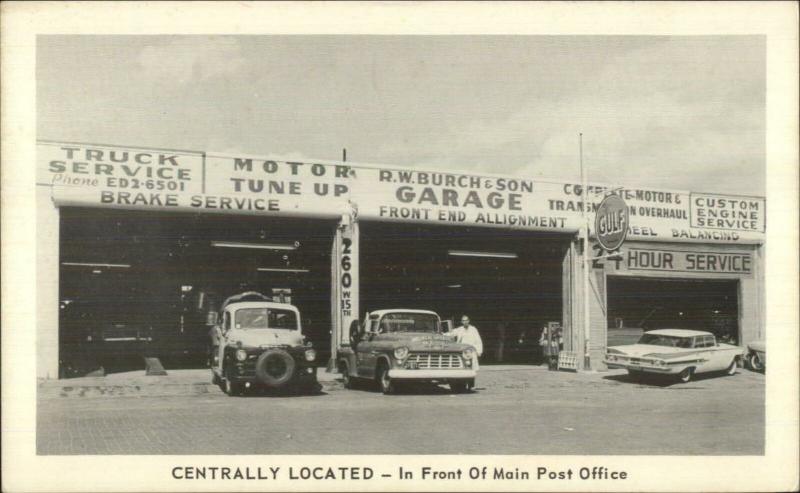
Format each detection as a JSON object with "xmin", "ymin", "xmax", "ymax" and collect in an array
[
  {"xmin": 209, "ymin": 292, "xmax": 318, "ymax": 395},
  {"xmin": 337, "ymin": 309, "xmax": 478, "ymax": 394}
]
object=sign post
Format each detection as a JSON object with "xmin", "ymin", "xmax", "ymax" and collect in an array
[{"xmin": 581, "ymin": 134, "xmax": 629, "ymax": 370}]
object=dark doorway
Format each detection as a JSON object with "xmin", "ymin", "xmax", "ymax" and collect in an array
[
  {"xmin": 59, "ymin": 207, "xmax": 336, "ymax": 377},
  {"xmin": 606, "ymin": 276, "xmax": 740, "ymax": 347},
  {"xmin": 359, "ymin": 221, "xmax": 570, "ymax": 364}
]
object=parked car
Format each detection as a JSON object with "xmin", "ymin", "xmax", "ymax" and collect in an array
[
  {"xmin": 604, "ymin": 329, "xmax": 744, "ymax": 383},
  {"xmin": 209, "ymin": 292, "xmax": 318, "ymax": 396},
  {"xmin": 337, "ymin": 309, "xmax": 478, "ymax": 394},
  {"xmin": 745, "ymin": 340, "xmax": 765, "ymax": 371}
]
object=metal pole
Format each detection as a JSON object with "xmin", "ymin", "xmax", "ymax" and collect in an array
[{"xmin": 580, "ymin": 133, "xmax": 591, "ymax": 370}]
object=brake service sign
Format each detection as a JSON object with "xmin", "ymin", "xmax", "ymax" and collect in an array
[{"xmin": 595, "ymin": 194, "xmax": 629, "ymax": 251}]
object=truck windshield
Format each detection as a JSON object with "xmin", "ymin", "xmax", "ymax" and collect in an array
[
  {"xmin": 380, "ymin": 312, "xmax": 439, "ymax": 333},
  {"xmin": 235, "ymin": 308, "xmax": 298, "ymax": 330},
  {"xmin": 638, "ymin": 333, "xmax": 693, "ymax": 348}
]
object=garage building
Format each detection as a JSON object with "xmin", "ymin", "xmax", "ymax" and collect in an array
[{"xmin": 36, "ymin": 141, "xmax": 765, "ymax": 378}]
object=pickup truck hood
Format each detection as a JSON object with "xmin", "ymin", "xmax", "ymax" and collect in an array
[
  {"xmin": 376, "ymin": 332, "xmax": 472, "ymax": 352},
  {"xmin": 225, "ymin": 328, "xmax": 303, "ymax": 348}
]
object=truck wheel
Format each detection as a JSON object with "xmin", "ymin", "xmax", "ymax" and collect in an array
[
  {"xmin": 338, "ymin": 361, "xmax": 354, "ymax": 389},
  {"xmin": 377, "ymin": 362, "xmax": 394, "ymax": 394},
  {"xmin": 223, "ymin": 371, "xmax": 243, "ymax": 396},
  {"xmin": 255, "ymin": 349, "xmax": 295, "ymax": 388},
  {"xmin": 678, "ymin": 367, "xmax": 694, "ymax": 383}
]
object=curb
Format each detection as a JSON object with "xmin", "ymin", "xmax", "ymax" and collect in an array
[
  {"xmin": 37, "ymin": 366, "xmax": 553, "ymax": 399},
  {"xmin": 38, "ymin": 378, "xmax": 345, "ymax": 399}
]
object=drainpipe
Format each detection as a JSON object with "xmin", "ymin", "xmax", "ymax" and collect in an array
[{"xmin": 580, "ymin": 134, "xmax": 591, "ymax": 370}]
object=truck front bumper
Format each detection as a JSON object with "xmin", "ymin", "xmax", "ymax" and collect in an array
[{"xmin": 388, "ymin": 369, "xmax": 477, "ymax": 379}]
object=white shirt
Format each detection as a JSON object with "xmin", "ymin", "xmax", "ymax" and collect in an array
[{"xmin": 452, "ymin": 324, "xmax": 483, "ymax": 356}]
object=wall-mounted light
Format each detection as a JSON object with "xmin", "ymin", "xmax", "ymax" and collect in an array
[
  {"xmin": 212, "ymin": 241, "xmax": 297, "ymax": 251},
  {"xmin": 61, "ymin": 262, "xmax": 131, "ymax": 268},
  {"xmin": 257, "ymin": 267, "xmax": 310, "ymax": 273},
  {"xmin": 447, "ymin": 250, "xmax": 518, "ymax": 259},
  {"xmin": 447, "ymin": 284, "xmax": 462, "ymax": 289}
]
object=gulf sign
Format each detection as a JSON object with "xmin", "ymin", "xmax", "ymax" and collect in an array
[{"xmin": 595, "ymin": 194, "xmax": 629, "ymax": 251}]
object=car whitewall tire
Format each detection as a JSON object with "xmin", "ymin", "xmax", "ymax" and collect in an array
[
  {"xmin": 678, "ymin": 367, "xmax": 694, "ymax": 383},
  {"xmin": 747, "ymin": 353, "xmax": 764, "ymax": 371}
]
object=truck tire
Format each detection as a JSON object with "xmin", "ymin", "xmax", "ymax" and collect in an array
[
  {"xmin": 255, "ymin": 349, "xmax": 296, "ymax": 388},
  {"xmin": 338, "ymin": 361, "xmax": 354, "ymax": 389},
  {"xmin": 377, "ymin": 361, "xmax": 394, "ymax": 394},
  {"xmin": 223, "ymin": 368, "xmax": 243, "ymax": 396}
]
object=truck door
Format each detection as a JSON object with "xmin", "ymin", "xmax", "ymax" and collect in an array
[
  {"xmin": 356, "ymin": 319, "xmax": 379, "ymax": 377},
  {"xmin": 215, "ymin": 310, "xmax": 230, "ymax": 373}
]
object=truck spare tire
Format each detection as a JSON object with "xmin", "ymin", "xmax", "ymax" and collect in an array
[{"xmin": 255, "ymin": 349, "xmax": 296, "ymax": 387}]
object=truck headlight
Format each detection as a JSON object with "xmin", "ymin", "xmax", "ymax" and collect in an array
[
  {"xmin": 462, "ymin": 348, "xmax": 475, "ymax": 361},
  {"xmin": 236, "ymin": 349, "xmax": 247, "ymax": 361},
  {"xmin": 304, "ymin": 349, "xmax": 316, "ymax": 362},
  {"xmin": 394, "ymin": 347, "xmax": 409, "ymax": 360}
]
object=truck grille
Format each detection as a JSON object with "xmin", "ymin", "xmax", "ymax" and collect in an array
[{"xmin": 407, "ymin": 352, "xmax": 463, "ymax": 369}]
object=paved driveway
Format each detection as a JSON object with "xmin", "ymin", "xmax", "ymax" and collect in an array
[{"xmin": 37, "ymin": 366, "xmax": 765, "ymax": 455}]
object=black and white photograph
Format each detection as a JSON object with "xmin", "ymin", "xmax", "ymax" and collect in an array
[{"xmin": 2, "ymin": 2, "xmax": 798, "ymax": 492}]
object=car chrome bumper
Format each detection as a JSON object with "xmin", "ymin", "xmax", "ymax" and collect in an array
[
  {"xmin": 604, "ymin": 361, "xmax": 673, "ymax": 373},
  {"xmin": 388, "ymin": 369, "xmax": 477, "ymax": 379}
]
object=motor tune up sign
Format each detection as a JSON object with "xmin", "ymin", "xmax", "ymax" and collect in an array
[{"xmin": 595, "ymin": 194, "xmax": 629, "ymax": 251}]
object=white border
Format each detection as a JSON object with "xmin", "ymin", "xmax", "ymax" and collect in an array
[{"xmin": 2, "ymin": 2, "xmax": 798, "ymax": 492}]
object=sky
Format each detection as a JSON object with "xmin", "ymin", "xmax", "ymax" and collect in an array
[{"xmin": 37, "ymin": 35, "xmax": 765, "ymax": 195}]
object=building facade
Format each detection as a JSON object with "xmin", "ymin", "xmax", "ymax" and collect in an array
[{"xmin": 36, "ymin": 141, "xmax": 765, "ymax": 378}]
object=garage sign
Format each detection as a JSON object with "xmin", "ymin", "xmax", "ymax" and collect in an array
[
  {"xmin": 595, "ymin": 194, "xmax": 629, "ymax": 251},
  {"xmin": 39, "ymin": 141, "xmax": 766, "ymax": 245}
]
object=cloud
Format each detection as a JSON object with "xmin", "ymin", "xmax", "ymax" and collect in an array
[
  {"xmin": 137, "ymin": 38, "xmax": 246, "ymax": 86},
  {"xmin": 373, "ymin": 38, "xmax": 764, "ymax": 195}
]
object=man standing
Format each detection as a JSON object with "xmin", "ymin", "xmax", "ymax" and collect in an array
[{"xmin": 451, "ymin": 315, "xmax": 483, "ymax": 369}]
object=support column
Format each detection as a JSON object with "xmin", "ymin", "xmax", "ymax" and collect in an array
[
  {"xmin": 329, "ymin": 208, "xmax": 359, "ymax": 370},
  {"xmin": 740, "ymin": 244, "xmax": 764, "ymax": 344},
  {"xmin": 571, "ymin": 238, "xmax": 607, "ymax": 371},
  {"xmin": 566, "ymin": 238, "xmax": 587, "ymax": 370},
  {"xmin": 37, "ymin": 185, "xmax": 60, "ymax": 379}
]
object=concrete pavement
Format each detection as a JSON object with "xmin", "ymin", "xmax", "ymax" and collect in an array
[{"xmin": 37, "ymin": 365, "xmax": 765, "ymax": 455}]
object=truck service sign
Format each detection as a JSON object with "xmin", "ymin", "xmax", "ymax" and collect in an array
[
  {"xmin": 39, "ymin": 141, "xmax": 765, "ymax": 245},
  {"xmin": 594, "ymin": 194, "xmax": 629, "ymax": 251}
]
